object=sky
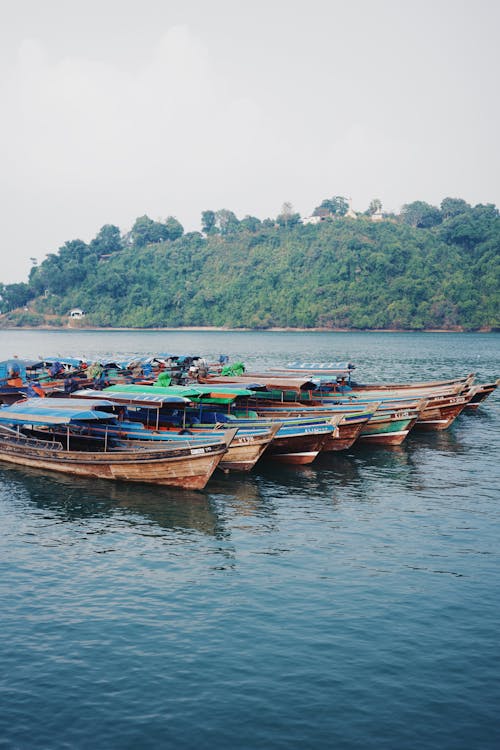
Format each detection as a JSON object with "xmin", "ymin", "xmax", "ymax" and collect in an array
[{"xmin": 1, "ymin": 0, "xmax": 499, "ymax": 283}]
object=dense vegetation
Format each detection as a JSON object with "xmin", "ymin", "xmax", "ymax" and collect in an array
[{"xmin": 1, "ymin": 198, "xmax": 498, "ymax": 331}]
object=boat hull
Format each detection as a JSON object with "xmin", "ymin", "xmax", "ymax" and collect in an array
[
  {"xmin": 218, "ymin": 429, "xmax": 278, "ymax": 471},
  {"xmin": 0, "ymin": 434, "xmax": 227, "ymax": 490},
  {"xmin": 322, "ymin": 417, "xmax": 369, "ymax": 451},
  {"xmin": 132, "ymin": 425, "xmax": 277, "ymax": 473},
  {"xmin": 415, "ymin": 397, "xmax": 467, "ymax": 431},
  {"xmin": 357, "ymin": 415, "xmax": 418, "ymax": 445},
  {"xmin": 263, "ymin": 431, "xmax": 330, "ymax": 465},
  {"xmin": 464, "ymin": 381, "xmax": 499, "ymax": 409}
]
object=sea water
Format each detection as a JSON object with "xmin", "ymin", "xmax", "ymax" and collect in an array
[{"xmin": 0, "ymin": 330, "xmax": 499, "ymax": 750}]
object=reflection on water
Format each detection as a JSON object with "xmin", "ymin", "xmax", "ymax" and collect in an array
[
  {"xmin": 208, "ymin": 472, "xmax": 270, "ymax": 518},
  {"xmin": 0, "ymin": 464, "xmax": 224, "ymax": 538}
]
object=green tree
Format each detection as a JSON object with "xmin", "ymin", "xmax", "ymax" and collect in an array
[
  {"xmin": 131, "ymin": 216, "xmax": 170, "ymax": 246},
  {"xmin": 400, "ymin": 201, "xmax": 442, "ymax": 228},
  {"xmin": 4, "ymin": 194, "xmax": 497, "ymax": 332},
  {"xmin": 58, "ymin": 239, "xmax": 89, "ymax": 264},
  {"xmin": 0, "ymin": 282, "xmax": 34, "ymax": 312},
  {"xmin": 201, "ymin": 210, "xmax": 217, "ymax": 234},
  {"xmin": 367, "ymin": 198, "xmax": 382, "ymax": 215},
  {"xmin": 215, "ymin": 209, "xmax": 239, "ymax": 235},
  {"xmin": 277, "ymin": 202, "xmax": 301, "ymax": 228},
  {"xmin": 440, "ymin": 197, "xmax": 471, "ymax": 220},
  {"xmin": 240, "ymin": 215, "xmax": 262, "ymax": 232},
  {"xmin": 165, "ymin": 216, "xmax": 184, "ymax": 240},
  {"xmin": 314, "ymin": 196, "xmax": 349, "ymax": 217},
  {"xmin": 90, "ymin": 224, "xmax": 123, "ymax": 255}
]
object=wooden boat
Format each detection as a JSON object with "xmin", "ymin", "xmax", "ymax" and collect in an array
[
  {"xmin": 0, "ymin": 400, "xmax": 231, "ymax": 490},
  {"xmin": 463, "ymin": 380, "xmax": 499, "ymax": 409},
  {"xmin": 71, "ymin": 388, "xmax": 280, "ymax": 472},
  {"xmin": 122, "ymin": 423, "xmax": 280, "ymax": 473},
  {"xmin": 345, "ymin": 374, "xmax": 475, "ymax": 392},
  {"xmin": 259, "ymin": 421, "xmax": 334, "ymax": 464},
  {"xmin": 357, "ymin": 408, "xmax": 420, "ymax": 445},
  {"xmin": 245, "ymin": 395, "xmax": 422, "ymax": 445},
  {"xmin": 187, "ymin": 379, "xmax": 426, "ymax": 447},
  {"xmin": 270, "ymin": 362, "xmax": 475, "ymax": 391},
  {"xmin": 222, "ymin": 376, "xmax": 471, "ymax": 435},
  {"xmin": 414, "ymin": 394, "xmax": 469, "ymax": 431},
  {"xmin": 101, "ymin": 384, "xmax": 339, "ymax": 465},
  {"xmin": 253, "ymin": 409, "xmax": 372, "ymax": 452},
  {"xmin": 201, "ymin": 372, "xmax": 468, "ymax": 401},
  {"xmin": 156, "ymin": 414, "xmax": 336, "ymax": 466},
  {"xmin": 236, "ymin": 402, "xmax": 377, "ymax": 451},
  {"xmin": 153, "ymin": 375, "xmax": 476, "ymax": 438},
  {"xmin": 320, "ymin": 393, "xmax": 468, "ymax": 433}
]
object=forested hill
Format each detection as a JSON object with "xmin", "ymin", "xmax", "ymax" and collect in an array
[{"xmin": 1, "ymin": 198, "xmax": 499, "ymax": 331}]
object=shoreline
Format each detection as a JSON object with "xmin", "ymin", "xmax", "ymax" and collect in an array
[{"xmin": 0, "ymin": 325, "xmax": 496, "ymax": 334}]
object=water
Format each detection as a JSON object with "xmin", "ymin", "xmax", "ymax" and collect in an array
[{"xmin": 0, "ymin": 330, "xmax": 499, "ymax": 750}]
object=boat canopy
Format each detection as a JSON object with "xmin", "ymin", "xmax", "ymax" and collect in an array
[
  {"xmin": 105, "ymin": 384, "xmax": 255, "ymax": 404},
  {"xmin": 41, "ymin": 357, "xmax": 85, "ymax": 368},
  {"xmin": 283, "ymin": 362, "xmax": 355, "ymax": 371},
  {"xmin": 0, "ymin": 399, "xmax": 116, "ymax": 426},
  {"xmin": 73, "ymin": 388, "xmax": 191, "ymax": 407},
  {"xmin": 24, "ymin": 397, "xmax": 118, "ymax": 411},
  {"xmin": 200, "ymin": 375, "xmax": 318, "ymax": 393}
]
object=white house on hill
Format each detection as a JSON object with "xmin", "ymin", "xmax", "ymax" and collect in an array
[{"xmin": 69, "ymin": 308, "xmax": 85, "ymax": 319}]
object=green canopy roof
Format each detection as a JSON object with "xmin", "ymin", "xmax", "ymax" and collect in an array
[{"xmin": 105, "ymin": 383, "xmax": 254, "ymax": 404}]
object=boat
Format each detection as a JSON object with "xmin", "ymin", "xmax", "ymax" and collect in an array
[
  {"xmin": 231, "ymin": 401, "xmax": 377, "ymax": 451},
  {"xmin": 70, "ymin": 389, "xmax": 280, "ymax": 472},
  {"xmin": 198, "ymin": 372, "xmax": 476, "ymax": 435},
  {"xmin": 99, "ymin": 384, "xmax": 339, "ymax": 465},
  {"xmin": 463, "ymin": 380, "xmax": 499, "ymax": 409},
  {"xmin": 0, "ymin": 400, "xmax": 231, "ymax": 490}
]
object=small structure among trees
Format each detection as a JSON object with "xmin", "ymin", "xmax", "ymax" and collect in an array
[{"xmin": 69, "ymin": 308, "xmax": 85, "ymax": 319}]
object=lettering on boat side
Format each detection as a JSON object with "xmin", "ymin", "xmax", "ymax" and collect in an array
[{"xmin": 190, "ymin": 447, "xmax": 206, "ymax": 455}]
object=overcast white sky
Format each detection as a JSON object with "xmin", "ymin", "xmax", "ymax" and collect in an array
[{"xmin": 1, "ymin": 0, "xmax": 498, "ymax": 283}]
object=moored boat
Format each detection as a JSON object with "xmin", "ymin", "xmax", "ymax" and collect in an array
[
  {"xmin": 71, "ymin": 388, "xmax": 282, "ymax": 472},
  {"xmin": 101, "ymin": 384, "xmax": 339, "ymax": 465},
  {"xmin": 0, "ymin": 400, "xmax": 231, "ymax": 489},
  {"xmin": 356, "ymin": 409, "xmax": 420, "ymax": 445},
  {"xmin": 463, "ymin": 380, "xmax": 500, "ymax": 409},
  {"xmin": 414, "ymin": 394, "xmax": 469, "ymax": 431}
]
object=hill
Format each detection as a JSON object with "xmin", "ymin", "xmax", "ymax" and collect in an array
[{"xmin": 1, "ymin": 199, "xmax": 499, "ymax": 331}]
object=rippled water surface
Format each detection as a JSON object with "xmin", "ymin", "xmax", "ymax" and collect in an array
[{"xmin": 1, "ymin": 330, "xmax": 499, "ymax": 749}]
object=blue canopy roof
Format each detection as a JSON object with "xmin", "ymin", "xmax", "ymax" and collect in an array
[
  {"xmin": 27, "ymin": 397, "xmax": 118, "ymax": 410},
  {"xmin": 0, "ymin": 399, "xmax": 116, "ymax": 426},
  {"xmin": 284, "ymin": 361, "xmax": 356, "ymax": 371}
]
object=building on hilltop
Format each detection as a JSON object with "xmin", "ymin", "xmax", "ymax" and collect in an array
[
  {"xmin": 302, "ymin": 212, "xmax": 326, "ymax": 225},
  {"xmin": 302, "ymin": 197, "xmax": 357, "ymax": 224}
]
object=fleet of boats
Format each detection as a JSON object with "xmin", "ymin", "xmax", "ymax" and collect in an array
[{"xmin": 0, "ymin": 354, "xmax": 497, "ymax": 490}]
